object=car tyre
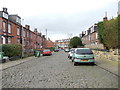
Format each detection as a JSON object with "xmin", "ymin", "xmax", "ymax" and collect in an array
[
  {"xmin": 74, "ymin": 62, "xmax": 77, "ymax": 66},
  {"xmin": 91, "ymin": 62, "xmax": 94, "ymax": 66},
  {"xmin": 72, "ymin": 57, "xmax": 74, "ymax": 62},
  {"xmin": 68, "ymin": 56, "xmax": 70, "ymax": 58},
  {"xmin": 72, "ymin": 59, "xmax": 74, "ymax": 62}
]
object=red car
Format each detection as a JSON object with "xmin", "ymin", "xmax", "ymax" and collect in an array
[{"xmin": 42, "ymin": 49, "xmax": 52, "ymax": 56}]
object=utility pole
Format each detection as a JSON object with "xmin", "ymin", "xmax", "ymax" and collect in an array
[
  {"xmin": 45, "ymin": 28, "xmax": 47, "ymax": 48},
  {"xmin": 118, "ymin": 1, "xmax": 120, "ymax": 15},
  {"xmin": 0, "ymin": 18, "xmax": 2, "ymax": 45},
  {"xmin": 46, "ymin": 28, "xmax": 47, "ymax": 40},
  {"xmin": 67, "ymin": 33, "xmax": 73, "ymax": 39},
  {"xmin": 105, "ymin": 11, "xmax": 107, "ymax": 17},
  {"xmin": 0, "ymin": 18, "xmax": 2, "ymax": 53},
  {"xmin": 21, "ymin": 19, "xmax": 24, "ymax": 58}
]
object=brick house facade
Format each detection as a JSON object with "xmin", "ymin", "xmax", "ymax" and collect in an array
[
  {"xmin": 80, "ymin": 24, "xmax": 100, "ymax": 45},
  {"xmin": 79, "ymin": 17, "xmax": 107, "ymax": 49},
  {"xmin": 55, "ymin": 38, "xmax": 70, "ymax": 49},
  {"xmin": 46, "ymin": 38, "xmax": 54, "ymax": 48},
  {"xmin": 0, "ymin": 8, "xmax": 22, "ymax": 45},
  {"xmin": 0, "ymin": 8, "xmax": 54, "ymax": 55}
]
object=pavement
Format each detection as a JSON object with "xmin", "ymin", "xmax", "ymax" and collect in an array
[
  {"xmin": 0, "ymin": 56, "xmax": 38, "ymax": 70},
  {"xmin": 95, "ymin": 56, "xmax": 119, "ymax": 76},
  {"xmin": 0, "ymin": 53, "xmax": 119, "ymax": 77}
]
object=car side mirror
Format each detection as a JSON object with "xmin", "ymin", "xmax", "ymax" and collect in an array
[{"xmin": 71, "ymin": 51, "xmax": 75, "ymax": 53}]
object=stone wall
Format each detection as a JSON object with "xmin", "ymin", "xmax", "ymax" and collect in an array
[
  {"xmin": 85, "ymin": 44, "xmax": 104, "ymax": 49},
  {"xmin": 93, "ymin": 49, "xmax": 119, "ymax": 62}
]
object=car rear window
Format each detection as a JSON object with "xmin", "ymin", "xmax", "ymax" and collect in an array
[{"xmin": 76, "ymin": 49, "xmax": 93, "ymax": 54}]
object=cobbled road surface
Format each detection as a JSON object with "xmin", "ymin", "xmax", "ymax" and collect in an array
[{"xmin": 2, "ymin": 51, "xmax": 118, "ymax": 88}]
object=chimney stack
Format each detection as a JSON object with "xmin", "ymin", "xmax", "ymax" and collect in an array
[
  {"xmin": 42, "ymin": 35, "xmax": 45, "ymax": 38},
  {"xmin": 34, "ymin": 28, "xmax": 38, "ymax": 34},
  {"xmin": 38, "ymin": 33, "xmax": 42, "ymax": 36},
  {"xmin": 3, "ymin": 7, "xmax": 8, "ymax": 14},
  {"xmin": 103, "ymin": 12, "xmax": 108, "ymax": 21},
  {"xmin": 25, "ymin": 25, "xmax": 30, "ymax": 30}
]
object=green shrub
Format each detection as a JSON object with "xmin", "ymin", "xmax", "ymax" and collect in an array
[{"xmin": 2, "ymin": 44, "xmax": 22, "ymax": 57}]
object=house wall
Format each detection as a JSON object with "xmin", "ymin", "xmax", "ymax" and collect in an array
[{"xmin": 0, "ymin": 8, "xmax": 50, "ymax": 56}]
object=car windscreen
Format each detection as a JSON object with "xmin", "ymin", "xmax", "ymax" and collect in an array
[
  {"xmin": 76, "ymin": 49, "xmax": 93, "ymax": 54},
  {"xmin": 55, "ymin": 49, "xmax": 59, "ymax": 50},
  {"xmin": 43, "ymin": 50, "xmax": 50, "ymax": 52}
]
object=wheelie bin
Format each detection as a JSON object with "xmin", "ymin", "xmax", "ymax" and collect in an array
[{"xmin": 34, "ymin": 50, "xmax": 40, "ymax": 57}]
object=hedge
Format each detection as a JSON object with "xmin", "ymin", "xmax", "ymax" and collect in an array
[
  {"xmin": 2, "ymin": 44, "xmax": 22, "ymax": 57},
  {"xmin": 97, "ymin": 15, "xmax": 119, "ymax": 50}
]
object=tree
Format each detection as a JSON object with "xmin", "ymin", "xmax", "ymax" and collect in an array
[
  {"xmin": 97, "ymin": 21, "xmax": 109, "ymax": 49},
  {"xmin": 69, "ymin": 36, "xmax": 84, "ymax": 48},
  {"xmin": 97, "ymin": 16, "xmax": 119, "ymax": 49},
  {"xmin": 104, "ymin": 18, "xmax": 118, "ymax": 49}
]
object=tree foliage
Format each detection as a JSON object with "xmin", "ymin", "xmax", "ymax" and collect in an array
[
  {"xmin": 69, "ymin": 36, "xmax": 84, "ymax": 48},
  {"xmin": 97, "ymin": 16, "xmax": 119, "ymax": 49}
]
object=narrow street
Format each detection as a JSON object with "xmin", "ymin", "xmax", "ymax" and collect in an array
[{"xmin": 2, "ymin": 51, "xmax": 118, "ymax": 88}]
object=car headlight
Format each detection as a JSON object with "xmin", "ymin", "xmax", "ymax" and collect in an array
[{"xmin": 75, "ymin": 57, "xmax": 80, "ymax": 59}]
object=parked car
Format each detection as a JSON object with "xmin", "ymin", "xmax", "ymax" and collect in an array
[
  {"xmin": 68, "ymin": 48, "xmax": 75, "ymax": 59},
  {"xmin": 64, "ymin": 48, "xmax": 70, "ymax": 52},
  {"xmin": 42, "ymin": 49, "xmax": 52, "ymax": 56},
  {"xmin": 71, "ymin": 48, "xmax": 95, "ymax": 66},
  {"xmin": 54, "ymin": 48, "xmax": 59, "ymax": 52}
]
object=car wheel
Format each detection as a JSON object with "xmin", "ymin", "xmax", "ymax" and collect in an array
[
  {"xmin": 68, "ymin": 56, "xmax": 70, "ymax": 58},
  {"xmin": 72, "ymin": 58, "xmax": 74, "ymax": 62},
  {"xmin": 70, "ymin": 57, "xmax": 72, "ymax": 59},
  {"xmin": 74, "ymin": 62, "xmax": 77, "ymax": 66},
  {"xmin": 91, "ymin": 62, "xmax": 94, "ymax": 66},
  {"xmin": 72, "ymin": 59, "xmax": 73, "ymax": 62}
]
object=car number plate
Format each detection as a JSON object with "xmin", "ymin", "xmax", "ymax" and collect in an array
[{"xmin": 81, "ymin": 60, "xmax": 88, "ymax": 62}]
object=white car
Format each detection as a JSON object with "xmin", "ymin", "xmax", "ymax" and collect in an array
[
  {"xmin": 64, "ymin": 48, "xmax": 70, "ymax": 52},
  {"xmin": 68, "ymin": 48, "xmax": 75, "ymax": 59}
]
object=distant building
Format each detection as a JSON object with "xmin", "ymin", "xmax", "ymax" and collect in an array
[
  {"xmin": 55, "ymin": 38, "xmax": 70, "ymax": 49},
  {"xmin": 46, "ymin": 38, "xmax": 54, "ymax": 48}
]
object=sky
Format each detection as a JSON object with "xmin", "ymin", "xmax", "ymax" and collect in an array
[{"xmin": 0, "ymin": 0, "xmax": 119, "ymax": 41}]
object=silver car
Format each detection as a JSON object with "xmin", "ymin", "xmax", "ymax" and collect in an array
[
  {"xmin": 68, "ymin": 48, "xmax": 75, "ymax": 59},
  {"xmin": 72, "ymin": 48, "xmax": 95, "ymax": 66}
]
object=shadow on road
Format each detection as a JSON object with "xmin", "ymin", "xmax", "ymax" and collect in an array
[{"xmin": 74, "ymin": 63, "xmax": 97, "ymax": 66}]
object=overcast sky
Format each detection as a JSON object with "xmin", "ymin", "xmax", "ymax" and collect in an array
[{"xmin": 0, "ymin": 0, "xmax": 119, "ymax": 41}]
